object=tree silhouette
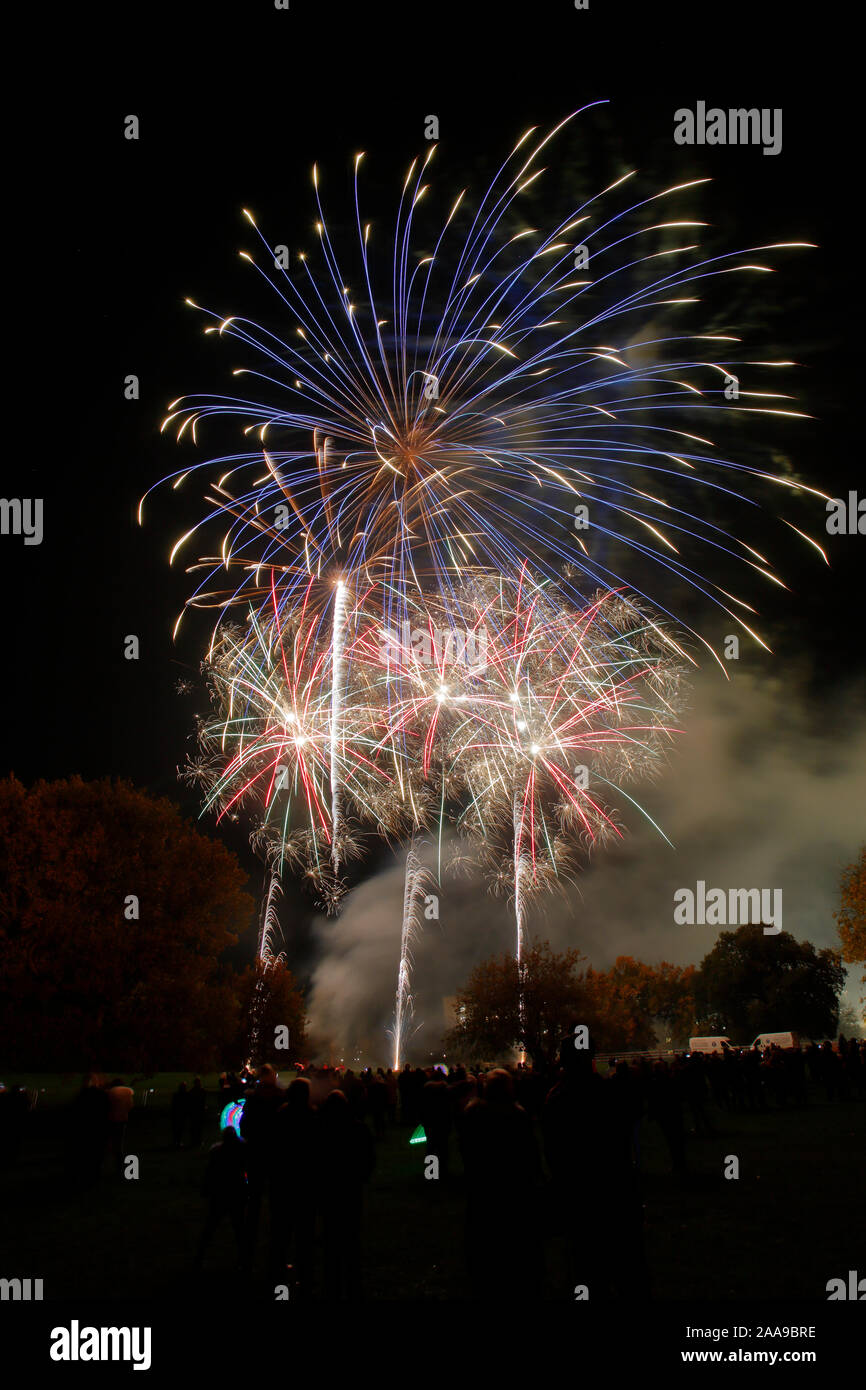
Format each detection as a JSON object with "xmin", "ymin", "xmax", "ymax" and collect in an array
[
  {"xmin": 237, "ymin": 956, "xmax": 308, "ymax": 1065},
  {"xmin": 834, "ymin": 846, "xmax": 866, "ymax": 1022},
  {"xmin": 693, "ymin": 926, "xmax": 844, "ymax": 1042},
  {"xmin": 0, "ymin": 775, "xmax": 261, "ymax": 1069},
  {"xmin": 445, "ymin": 940, "xmax": 683, "ymax": 1063},
  {"xmin": 603, "ymin": 956, "xmax": 697, "ymax": 1047}
]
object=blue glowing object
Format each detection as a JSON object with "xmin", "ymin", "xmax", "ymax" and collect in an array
[{"xmin": 220, "ymin": 1099, "xmax": 245, "ymax": 1135}]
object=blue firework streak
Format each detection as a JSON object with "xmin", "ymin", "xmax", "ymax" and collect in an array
[{"xmin": 142, "ymin": 106, "xmax": 828, "ymax": 671}]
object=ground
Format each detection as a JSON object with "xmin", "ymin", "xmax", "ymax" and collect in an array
[{"xmin": 2, "ymin": 1073, "xmax": 863, "ymax": 1300}]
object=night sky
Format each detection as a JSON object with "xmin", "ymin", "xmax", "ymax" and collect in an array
[{"xmin": 7, "ymin": 4, "xmax": 862, "ymax": 1018}]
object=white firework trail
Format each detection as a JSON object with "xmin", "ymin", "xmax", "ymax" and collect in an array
[
  {"xmin": 330, "ymin": 578, "xmax": 347, "ymax": 879},
  {"xmin": 250, "ymin": 869, "xmax": 285, "ymax": 1059},
  {"xmin": 512, "ymin": 788, "xmax": 533, "ymax": 965},
  {"xmin": 257, "ymin": 868, "xmax": 284, "ymax": 964},
  {"xmin": 512, "ymin": 790, "xmax": 532, "ymax": 1062},
  {"xmin": 391, "ymin": 842, "xmax": 434, "ymax": 1071}
]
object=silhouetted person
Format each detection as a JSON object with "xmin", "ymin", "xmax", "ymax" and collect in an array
[
  {"xmin": 239, "ymin": 1064, "xmax": 284, "ymax": 1268},
  {"xmin": 0, "ymin": 1084, "xmax": 30, "ymax": 1167},
  {"xmin": 842, "ymin": 1037, "xmax": 863, "ymax": 1098},
  {"xmin": 383, "ymin": 1069, "xmax": 398, "ymax": 1126},
  {"xmin": 217, "ymin": 1073, "xmax": 233, "ymax": 1114},
  {"xmin": 170, "ymin": 1082, "xmax": 189, "ymax": 1149},
  {"xmin": 367, "ymin": 1072, "xmax": 388, "ymax": 1138},
  {"xmin": 514, "ymin": 1065, "xmax": 547, "ymax": 1120},
  {"xmin": 683, "ymin": 1053, "xmax": 715, "ymax": 1135},
  {"xmin": 648, "ymin": 1061, "xmax": 686, "ymax": 1175},
  {"xmin": 410, "ymin": 1068, "xmax": 427, "ymax": 1126},
  {"xmin": 398, "ymin": 1064, "xmax": 415, "ymax": 1126},
  {"xmin": 459, "ymin": 1068, "xmax": 542, "ymax": 1299},
  {"xmin": 104, "ymin": 1078, "xmax": 134, "ymax": 1175},
  {"xmin": 193, "ymin": 1127, "xmax": 248, "ymax": 1269},
  {"xmin": 743, "ymin": 1048, "xmax": 766, "ymax": 1111},
  {"xmin": 707, "ymin": 1053, "xmax": 731, "ymax": 1112},
  {"xmin": 611, "ymin": 1060, "xmax": 645, "ymax": 1167},
  {"xmin": 448, "ymin": 1069, "xmax": 477, "ymax": 1119},
  {"xmin": 764, "ymin": 1046, "xmax": 789, "ymax": 1108},
  {"xmin": 820, "ymin": 1041, "xmax": 840, "ymax": 1100},
  {"xmin": 544, "ymin": 1038, "xmax": 647, "ymax": 1300},
  {"xmin": 421, "ymin": 1074, "xmax": 452, "ymax": 1174},
  {"xmin": 318, "ymin": 1089, "xmax": 375, "ymax": 1299},
  {"xmin": 269, "ymin": 1078, "xmax": 317, "ymax": 1296},
  {"xmin": 790, "ymin": 1046, "xmax": 807, "ymax": 1106},
  {"xmin": 188, "ymin": 1077, "xmax": 206, "ymax": 1147},
  {"xmin": 67, "ymin": 1074, "xmax": 111, "ymax": 1186},
  {"xmin": 337, "ymin": 1068, "xmax": 367, "ymax": 1120}
]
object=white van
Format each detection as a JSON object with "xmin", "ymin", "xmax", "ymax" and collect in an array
[
  {"xmin": 751, "ymin": 1032, "xmax": 799, "ymax": 1051},
  {"xmin": 688, "ymin": 1036, "xmax": 732, "ymax": 1054}
]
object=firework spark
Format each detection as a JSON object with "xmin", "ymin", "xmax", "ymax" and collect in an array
[
  {"xmin": 144, "ymin": 109, "xmax": 825, "ymax": 674},
  {"xmin": 389, "ymin": 843, "xmax": 436, "ymax": 1071},
  {"xmin": 249, "ymin": 868, "xmax": 285, "ymax": 1059},
  {"xmin": 153, "ymin": 112, "xmax": 818, "ymax": 1060}
]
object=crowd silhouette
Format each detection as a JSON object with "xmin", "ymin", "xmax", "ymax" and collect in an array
[
  {"xmin": 192, "ymin": 1035, "xmax": 866, "ymax": 1299},
  {"xmin": 1, "ymin": 1034, "xmax": 863, "ymax": 1299}
]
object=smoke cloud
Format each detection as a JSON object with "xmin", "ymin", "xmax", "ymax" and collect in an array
[{"xmin": 306, "ymin": 669, "xmax": 866, "ymax": 1062}]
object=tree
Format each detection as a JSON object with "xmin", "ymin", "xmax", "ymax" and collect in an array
[
  {"xmin": 834, "ymin": 847, "xmax": 866, "ymax": 1022},
  {"xmin": 602, "ymin": 957, "xmax": 697, "ymax": 1048},
  {"xmin": 236, "ymin": 957, "xmax": 308, "ymax": 1065},
  {"xmin": 445, "ymin": 941, "xmax": 587, "ymax": 1066},
  {"xmin": 0, "ymin": 775, "xmax": 258, "ymax": 1069},
  {"xmin": 579, "ymin": 964, "xmax": 658, "ymax": 1052},
  {"xmin": 693, "ymin": 927, "xmax": 844, "ymax": 1043},
  {"xmin": 445, "ymin": 941, "xmax": 683, "ymax": 1064}
]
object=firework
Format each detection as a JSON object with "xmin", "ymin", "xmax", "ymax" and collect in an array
[
  {"xmin": 437, "ymin": 577, "xmax": 686, "ymax": 958},
  {"xmin": 187, "ymin": 577, "xmax": 443, "ymax": 908},
  {"xmin": 249, "ymin": 869, "xmax": 285, "ymax": 1059},
  {"xmin": 144, "ymin": 109, "xmax": 826, "ymax": 672},
  {"xmin": 329, "ymin": 578, "xmax": 348, "ymax": 877},
  {"xmin": 256, "ymin": 868, "xmax": 285, "ymax": 966},
  {"xmin": 389, "ymin": 842, "xmax": 436, "ymax": 1072},
  {"xmin": 191, "ymin": 565, "xmax": 685, "ymax": 939},
  {"xmin": 152, "ymin": 112, "xmax": 820, "ymax": 1061}
]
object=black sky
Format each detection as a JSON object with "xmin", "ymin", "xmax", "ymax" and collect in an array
[{"xmin": 6, "ymin": 3, "xmax": 861, "ymax": 960}]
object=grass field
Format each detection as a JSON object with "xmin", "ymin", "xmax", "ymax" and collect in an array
[{"xmin": 1, "ymin": 1075, "xmax": 863, "ymax": 1301}]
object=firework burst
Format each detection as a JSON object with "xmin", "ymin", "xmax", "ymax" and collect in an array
[
  {"xmin": 144, "ymin": 108, "xmax": 826, "ymax": 673},
  {"xmin": 388, "ymin": 843, "xmax": 437, "ymax": 1071},
  {"xmin": 152, "ymin": 110, "xmax": 821, "ymax": 1059}
]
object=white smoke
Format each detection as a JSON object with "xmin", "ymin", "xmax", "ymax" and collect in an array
[{"xmin": 306, "ymin": 669, "xmax": 866, "ymax": 1062}]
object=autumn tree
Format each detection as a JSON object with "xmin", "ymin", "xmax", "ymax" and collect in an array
[
  {"xmin": 445, "ymin": 941, "xmax": 685, "ymax": 1063},
  {"xmin": 445, "ymin": 941, "xmax": 587, "ymax": 1065},
  {"xmin": 0, "ymin": 775, "xmax": 260, "ymax": 1069},
  {"xmin": 693, "ymin": 926, "xmax": 844, "ymax": 1042},
  {"xmin": 575, "ymin": 966, "xmax": 655, "ymax": 1051},
  {"xmin": 236, "ymin": 957, "xmax": 308, "ymax": 1066},
  {"xmin": 834, "ymin": 847, "xmax": 866, "ymax": 1023},
  {"xmin": 601, "ymin": 957, "xmax": 697, "ymax": 1047}
]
